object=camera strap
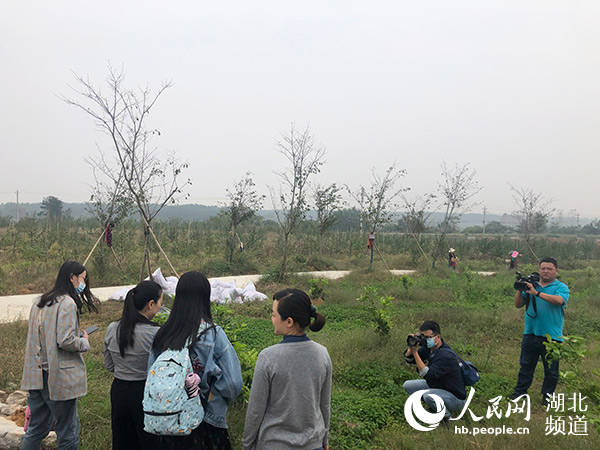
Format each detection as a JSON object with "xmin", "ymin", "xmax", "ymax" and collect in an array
[{"xmin": 525, "ymin": 293, "xmax": 538, "ymax": 319}]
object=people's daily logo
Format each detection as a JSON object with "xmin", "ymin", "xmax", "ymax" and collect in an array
[{"xmin": 404, "ymin": 390, "xmax": 446, "ymax": 431}]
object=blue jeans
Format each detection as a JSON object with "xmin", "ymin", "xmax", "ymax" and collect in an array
[
  {"xmin": 21, "ymin": 371, "xmax": 80, "ymax": 450},
  {"xmin": 403, "ymin": 379, "xmax": 466, "ymax": 418},
  {"xmin": 513, "ymin": 334, "xmax": 560, "ymax": 399}
]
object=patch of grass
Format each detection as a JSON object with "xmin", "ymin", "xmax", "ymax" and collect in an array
[
  {"xmin": 330, "ymin": 386, "xmax": 401, "ymax": 448},
  {"xmin": 0, "ymin": 319, "xmax": 28, "ymax": 388},
  {"xmin": 2, "ymin": 269, "xmax": 599, "ymax": 449},
  {"xmin": 236, "ymin": 317, "xmax": 279, "ymax": 351}
]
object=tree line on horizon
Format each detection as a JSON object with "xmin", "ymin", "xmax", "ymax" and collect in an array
[{"xmin": 2, "ymin": 65, "xmax": 598, "ymax": 279}]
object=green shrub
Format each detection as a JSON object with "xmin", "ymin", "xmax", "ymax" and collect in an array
[
  {"xmin": 545, "ymin": 335, "xmax": 600, "ymax": 432},
  {"xmin": 357, "ymin": 285, "xmax": 394, "ymax": 337},
  {"xmin": 305, "ymin": 254, "xmax": 335, "ymax": 271},
  {"xmin": 309, "ymin": 278, "xmax": 329, "ymax": 300}
]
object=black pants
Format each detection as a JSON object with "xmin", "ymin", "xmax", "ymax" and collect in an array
[
  {"xmin": 158, "ymin": 421, "xmax": 232, "ymax": 450},
  {"xmin": 513, "ymin": 334, "xmax": 560, "ymax": 400},
  {"xmin": 111, "ymin": 378, "xmax": 159, "ymax": 450}
]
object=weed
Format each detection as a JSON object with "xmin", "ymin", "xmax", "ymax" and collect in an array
[
  {"xmin": 309, "ymin": 277, "xmax": 329, "ymax": 300},
  {"xmin": 356, "ymin": 285, "xmax": 394, "ymax": 337}
]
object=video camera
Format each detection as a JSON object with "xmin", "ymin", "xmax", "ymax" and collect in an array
[{"xmin": 514, "ymin": 272, "xmax": 540, "ymax": 292}]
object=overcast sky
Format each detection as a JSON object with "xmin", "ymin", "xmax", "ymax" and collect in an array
[{"xmin": 1, "ymin": 1, "xmax": 599, "ymax": 217}]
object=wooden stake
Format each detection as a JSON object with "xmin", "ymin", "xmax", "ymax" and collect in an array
[
  {"xmin": 139, "ymin": 217, "xmax": 180, "ymax": 278},
  {"xmin": 83, "ymin": 229, "xmax": 106, "ymax": 266},
  {"xmin": 110, "ymin": 246, "xmax": 126, "ymax": 273}
]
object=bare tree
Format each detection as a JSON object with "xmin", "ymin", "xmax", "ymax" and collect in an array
[
  {"xmin": 346, "ymin": 164, "xmax": 408, "ymax": 233},
  {"xmin": 86, "ymin": 159, "xmax": 133, "ymax": 226},
  {"xmin": 224, "ymin": 173, "xmax": 265, "ymax": 263},
  {"xmin": 313, "ymin": 183, "xmax": 344, "ymax": 253},
  {"xmin": 431, "ymin": 163, "xmax": 481, "ymax": 268},
  {"xmin": 65, "ymin": 66, "xmax": 190, "ymax": 280},
  {"xmin": 400, "ymin": 193, "xmax": 436, "ymax": 261},
  {"xmin": 346, "ymin": 164, "xmax": 408, "ymax": 267},
  {"xmin": 510, "ymin": 185, "xmax": 554, "ymax": 258},
  {"xmin": 271, "ymin": 124, "xmax": 325, "ymax": 278}
]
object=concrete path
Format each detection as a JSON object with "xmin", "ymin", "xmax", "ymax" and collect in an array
[
  {"xmin": 0, "ymin": 269, "xmax": 495, "ymax": 323},
  {"xmin": 0, "ymin": 275, "xmax": 260, "ymax": 323}
]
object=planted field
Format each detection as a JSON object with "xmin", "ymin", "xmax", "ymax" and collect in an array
[{"xmin": 1, "ymin": 267, "xmax": 598, "ymax": 449}]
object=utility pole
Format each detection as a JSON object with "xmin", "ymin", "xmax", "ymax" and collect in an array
[
  {"xmin": 482, "ymin": 206, "xmax": 487, "ymax": 234},
  {"xmin": 15, "ymin": 190, "xmax": 19, "ymax": 222}
]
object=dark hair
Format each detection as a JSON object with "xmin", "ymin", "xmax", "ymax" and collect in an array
[
  {"xmin": 420, "ymin": 320, "xmax": 441, "ymax": 336},
  {"xmin": 539, "ymin": 257, "xmax": 558, "ymax": 269},
  {"xmin": 152, "ymin": 271, "xmax": 213, "ymax": 354},
  {"xmin": 117, "ymin": 281, "xmax": 161, "ymax": 357},
  {"xmin": 38, "ymin": 261, "xmax": 98, "ymax": 313},
  {"xmin": 273, "ymin": 288, "xmax": 326, "ymax": 332}
]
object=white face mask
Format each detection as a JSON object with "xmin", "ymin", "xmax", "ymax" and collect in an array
[{"xmin": 426, "ymin": 336, "xmax": 436, "ymax": 348}]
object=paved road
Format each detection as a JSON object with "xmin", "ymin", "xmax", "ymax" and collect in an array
[{"xmin": 0, "ymin": 269, "xmax": 494, "ymax": 323}]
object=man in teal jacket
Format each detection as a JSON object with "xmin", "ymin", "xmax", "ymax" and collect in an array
[{"xmin": 511, "ymin": 257, "xmax": 569, "ymax": 406}]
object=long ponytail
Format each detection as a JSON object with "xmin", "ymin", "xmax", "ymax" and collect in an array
[{"xmin": 117, "ymin": 281, "xmax": 161, "ymax": 357}]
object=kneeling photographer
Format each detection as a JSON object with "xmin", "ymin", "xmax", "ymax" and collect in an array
[{"xmin": 403, "ymin": 321, "xmax": 466, "ymax": 418}]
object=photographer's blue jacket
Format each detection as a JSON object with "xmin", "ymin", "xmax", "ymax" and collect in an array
[
  {"xmin": 419, "ymin": 342, "xmax": 466, "ymax": 400},
  {"xmin": 522, "ymin": 279, "xmax": 569, "ymax": 341}
]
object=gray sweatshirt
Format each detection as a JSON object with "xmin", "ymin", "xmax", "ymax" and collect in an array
[
  {"xmin": 103, "ymin": 321, "xmax": 159, "ymax": 381},
  {"xmin": 242, "ymin": 338, "xmax": 332, "ymax": 450}
]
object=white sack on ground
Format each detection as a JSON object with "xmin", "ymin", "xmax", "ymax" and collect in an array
[
  {"xmin": 108, "ymin": 268, "xmax": 174, "ymax": 300},
  {"xmin": 109, "ymin": 268, "xmax": 267, "ymax": 304},
  {"xmin": 108, "ymin": 285, "xmax": 135, "ymax": 301}
]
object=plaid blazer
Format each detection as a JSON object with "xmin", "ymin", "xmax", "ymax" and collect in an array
[{"xmin": 21, "ymin": 295, "xmax": 89, "ymax": 401}]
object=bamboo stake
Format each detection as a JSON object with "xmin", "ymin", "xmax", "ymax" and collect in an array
[
  {"xmin": 409, "ymin": 231, "xmax": 429, "ymax": 260},
  {"xmin": 375, "ymin": 243, "xmax": 391, "ymax": 271},
  {"xmin": 83, "ymin": 230, "xmax": 105, "ymax": 266},
  {"xmin": 140, "ymin": 216, "xmax": 180, "ymax": 278},
  {"xmin": 110, "ymin": 246, "xmax": 126, "ymax": 273}
]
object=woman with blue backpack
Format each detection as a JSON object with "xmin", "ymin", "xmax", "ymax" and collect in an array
[
  {"xmin": 104, "ymin": 280, "xmax": 163, "ymax": 449},
  {"xmin": 242, "ymin": 288, "xmax": 332, "ymax": 450},
  {"xmin": 146, "ymin": 271, "xmax": 242, "ymax": 449}
]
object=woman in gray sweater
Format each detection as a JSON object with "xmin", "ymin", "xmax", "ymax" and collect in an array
[
  {"xmin": 104, "ymin": 280, "xmax": 163, "ymax": 449},
  {"xmin": 243, "ymin": 289, "xmax": 331, "ymax": 450}
]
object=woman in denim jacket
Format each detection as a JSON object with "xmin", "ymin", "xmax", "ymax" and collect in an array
[{"xmin": 149, "ymin": 271, "xmax": 242, "ymax": 449}]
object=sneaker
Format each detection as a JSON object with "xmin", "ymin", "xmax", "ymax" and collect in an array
[
  {"xmin": 508, "ymin": 392, "xmax": 524, "ymax": 400},
  {"xmin": 440, "ymin": 416, "xmax": 450, "ymax": 429},
  {"xmin": 542, "ymin": 394, "xmax": 550, "ymax": 408}
]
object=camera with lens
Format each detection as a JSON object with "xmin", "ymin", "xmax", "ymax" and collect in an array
[
  {"xmin": 405, "ymin": 334, "xmax": 430, "ymax": 365},
  {"xmin": 514, "ymin": 271, "xmax": 541, "ymax": 291},
  {"xmin": 406, "ymin": 333, "xmax": 427, "ymax": 348}
]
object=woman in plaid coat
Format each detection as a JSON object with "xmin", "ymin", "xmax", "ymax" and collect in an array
[{"xmin": 21, "ymin": 261, "xmax": 98, "ymax": 449}]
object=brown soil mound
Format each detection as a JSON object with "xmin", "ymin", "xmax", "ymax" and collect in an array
[
  {"xmin": 17, "ymin": 287, "xmax": 35, "ymax": 295},
  {"xmin": 10, "ymin": 407, "xmax": 26, "ymax": 428}
]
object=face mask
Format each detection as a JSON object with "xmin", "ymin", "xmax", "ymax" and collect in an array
[
  {"xmin": 75, "ymin": 281, "xmax": 86, "ymax": 294},
  {"xmin": 426, "ymin": 337, "xmax": 436, "ymax": 348}
]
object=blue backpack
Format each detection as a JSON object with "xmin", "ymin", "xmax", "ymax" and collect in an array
[
  {"xmin": 457, "ymin": 355, "xmax": 480, "ymax": 386},
  {"xmin": 143, "ymin": 324, "xmax": 214, "ymax": 435}
]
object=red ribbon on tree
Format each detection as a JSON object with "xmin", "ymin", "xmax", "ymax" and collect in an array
[{"xmin": 104, "ymin": 223, "xmax": 114, "ymax": 248}]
